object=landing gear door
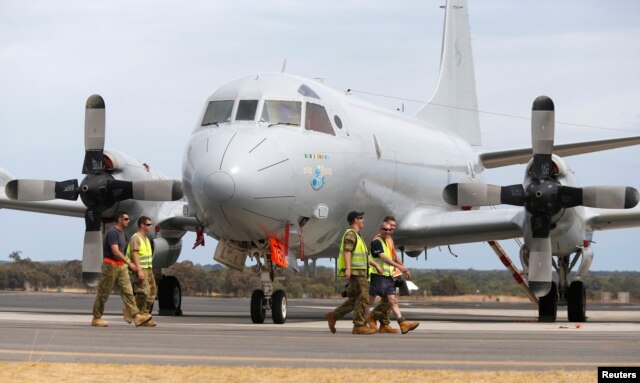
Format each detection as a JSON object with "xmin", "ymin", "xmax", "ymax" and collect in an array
[{"xmin": 213, "ymin": 239, "xmax": 247, "ymax": 271}]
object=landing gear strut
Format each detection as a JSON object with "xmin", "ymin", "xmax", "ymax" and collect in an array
[
  {"xmin": 533, "ymin": 251, "xmax": 588, "ymax": 323},
  {"xmin": 250, "ymin": 251, "xmax": 287, "ymax": 324}
]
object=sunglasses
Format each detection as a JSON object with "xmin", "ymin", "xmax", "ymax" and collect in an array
[
  {"xmin": 144, "ymin": 223, "xmax": 152, "ymax": 226},
  {"xmin": 381, "ymin": 228, "xmax": 392, "ymax": 232},
  {"xmin": 122, "ymin": 218, "xmax": 130, "ymax": 221}
]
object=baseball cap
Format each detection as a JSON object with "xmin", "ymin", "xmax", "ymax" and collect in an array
[{"xmin": 347, "ymin": 211, "xmax": 364, "ymax": 223}]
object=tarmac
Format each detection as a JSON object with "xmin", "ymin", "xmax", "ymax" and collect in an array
[{"xmin": 0, "ymin": 291, "xmax": 638, "ymax": 371}]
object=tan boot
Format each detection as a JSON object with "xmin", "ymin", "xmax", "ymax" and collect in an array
[
  {"xmin": 399, "ymin": 320, "xmax": 419, "ymax": 334},
  {"xmin": 352, "ymin": 325, "xmax": 377, "ymax": 335},
  {"xmin": 326, "ymin": 312, "xmax": 337, "ymax": 334},
  {"xmin": 365, "ymin": 314, "xmax": 379, "ymax": 332},
  {"xmin": 141, "ymin": 319, "xmax": 157, "ymax": 327},
  {"xmin": 378, "ymin": 324, "xmax": 399, "ymax": 334},
  {"xmin": 91, "ymin": 317, "xmax": 109, "ymax": 327},
  {"xmin": 122, "ymin": 308, "xmax": 132, "ymax": 324},
  {"xmin": 134, "ymin": 313, "xmax": 152, "ymax": 327}
]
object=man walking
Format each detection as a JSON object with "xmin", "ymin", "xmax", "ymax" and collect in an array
[
  {"xmin": 91, "ymin": 211, "xmax": 152, "ymax": 327},
  {"xmin": 366, "ymin": 220, "xmax": 419, "ymax": 334},
  {"xmin": 124, "ymin": 216, "xmax": 158, "ymax": 327},
  {"xmin": 326, "ymin": 211, "xmax": 380, "ymax": 335}
]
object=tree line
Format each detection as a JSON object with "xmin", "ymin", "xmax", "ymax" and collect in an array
[{"xmin": 1, "ymin": 251, "xmax": 639, "ymax": 300}]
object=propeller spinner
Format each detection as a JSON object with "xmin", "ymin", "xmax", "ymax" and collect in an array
[
  {"xmin": 443, "ymin": 96, "xmax": 639, "ymax": 297},
  {"xmin": 4, "ymin": 95, "xmax": 183, "ymax": 286}
]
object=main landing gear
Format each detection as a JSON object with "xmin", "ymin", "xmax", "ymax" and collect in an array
[
  {"xmin": 536, "ymin": 252, "xmax": 588, "ymax": 323},
  {"xmin": 250, "ymin": 251, "xmax": 287, "ymax": 324},
  {"xmin": 158, "ymin": 275, "xmax": 183, "ymax": 316}
]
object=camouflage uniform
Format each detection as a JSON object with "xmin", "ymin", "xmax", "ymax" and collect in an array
[
  {"xmin": 372, "ymin": 296, "xmax": 392, "ymax": 325},
  {"xmin": 332, "ymin": 230, "xmax": 369, "ymax": 326},
  {"xmin": 132, "ymin": 269, "xmax": 156, "ymax": 315},
  {"xmin": 92, "ymin": 261, "xmax": 140, "ymax": 319}
]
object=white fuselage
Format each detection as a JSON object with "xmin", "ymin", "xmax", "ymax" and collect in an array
[{"xmin": 182, "ymin": 73, "xmax": 481, "ymax": 257}]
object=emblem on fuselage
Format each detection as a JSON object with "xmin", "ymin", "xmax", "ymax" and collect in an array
[{"xmin": 304, "ymin": 165, "xmax": 332, "ymax": 191}]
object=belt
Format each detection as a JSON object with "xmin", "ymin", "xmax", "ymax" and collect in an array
[{"xmin": 104, "ymin": 257, "xmax": 124, "ymax": 266}]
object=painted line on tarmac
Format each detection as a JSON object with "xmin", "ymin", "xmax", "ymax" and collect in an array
[{"xmin": 1, "ymin": 349, "xmax": 639, "ymax": 368}]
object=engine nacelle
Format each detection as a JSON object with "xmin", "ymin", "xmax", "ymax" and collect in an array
[
  {"xmin": 104, "ymin": 150, "xmax": 170, "ymax": 182},
  {"xmin": 152, "ymin": 237, "xmax": 183, "ymax": 269}
]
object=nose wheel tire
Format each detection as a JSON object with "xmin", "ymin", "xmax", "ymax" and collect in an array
[
  {"xmin": 251, "ymin": 289, "xmax": 266, "ymax": 324},
  {"xmin": 538, "ymin": 281, "xmax": 558, "ymax": 322},
  {"xmin": 272, "ymin": 289, "xmax": 287, "ymax": 324},
  {"xmin": 158, "ymin": 275, "xmax": 183, "ymax": 316},
  {"xmin": 567, "ymin": 280, "xmax": 587, "ymax": 322}
]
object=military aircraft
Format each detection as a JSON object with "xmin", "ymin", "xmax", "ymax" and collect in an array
[{"xmin": 1, "ymin": 0, "xmax": 639, "ymax": 324}]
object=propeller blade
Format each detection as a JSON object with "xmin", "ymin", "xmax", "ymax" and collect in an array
[
  {"xmin": 132, "ymin": 179, "xmax": 184, "ymax": 201},
  {"xmin": 525, "ymin": 235, "xmax": 553, "ymax": 297},
  {"xmin": 5, "ymin": 179, "xmax": 55, "ymax": 201},
  {"xmin": 54, "ymin": 179, "xmax": 80, "ymax": 201},
  {"xmin": 500, "ymin": 184, "xmax": 526, "ymax": 206},
  {"xmin": 530, "ymin": 214, "xmax": 551, "ymax": 238},
  {"xmin": 443, "ymin": 183, "xmax": 501, "ymax": 206},
  {"xmin": 581, "ymin": 186, "xmax": 639, "ymax": 209},
  {"xmin": 82, "ymin": 94, "xmax": 106, "ymax": 175},
  {"xmin": 531, "ymin": 96, "xmax": 555, "ymax": 178},
  {"xmin": 558, "ymin": 185, "xmax": 583, "ymax": 208},
  {"xmin": 108, "ymin": 179, "xmax": 134, "ymax": 201},
  {"xmin": 82, "ymin": 207, "xmax": 103, "ymax": 286}
]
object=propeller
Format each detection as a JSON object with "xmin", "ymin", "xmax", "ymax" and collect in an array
[
  {"xmin": 4, "ymin": 95, "xmax": 183, "ymax": 286},
  {"xmin": 443, "ymin": 96, "xmax": 639, "ymax": 297}
]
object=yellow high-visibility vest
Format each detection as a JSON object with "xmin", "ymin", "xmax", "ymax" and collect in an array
[
  {"xmin": 337, "ymin": 228, "xmax": 368, "ymax": 277},
  {"xmin": 126, "ymin": 233, "xmax": 153, "ymax": 270},
  {"xmin": 369, "ymin": 237, "xmax": 394, "ymax": 277}
]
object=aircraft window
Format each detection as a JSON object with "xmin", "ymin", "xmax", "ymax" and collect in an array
[
  {"xmin": 236, "ymin": 100, "xmax": 258, "ymax": 121},
  {"xmin": 334, "ymin": 115, "xmax": 343, "ymax": 129},
  {"xmin": 298, "ymin": 84, "xmax": 320, "ymax": 99},
  {"xmin": 201, "ymin": 100, "xmax": 233, "ymax": 126},
  {"xmin": 305, "ymin": 102, "xmax": 335, "ymax": 136},
  {"xmin": 261, "ymin": 100, "xmax": 301, "ymax": 127}
]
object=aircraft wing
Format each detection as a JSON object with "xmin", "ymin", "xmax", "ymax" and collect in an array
[
  {"xmin": 480, "ymin": 136, "xmax": 640, "ymax": 168},
  {"xmin": 584, "ymin": 206, "xmax": 640, "ymax": 231},
  {"xmin": 396, "ymin": 208, "xmax": 525, "ymax": 247}
]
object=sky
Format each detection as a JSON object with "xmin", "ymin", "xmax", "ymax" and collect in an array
[{"xmin": 0, "ymin": 0, "xmax": 639, "ymax": 272}]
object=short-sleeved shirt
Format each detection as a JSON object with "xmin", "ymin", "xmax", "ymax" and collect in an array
[
  {"xmin": 342, "ymin": 230, "xmax": 357, "ymax": 252},
  {"xmin": 370, "ymin": 239, "xmax": 385, "ymax": 259},
  {"xmin": 103, "ymin": 226, "xmax": 126, "ymax": 264}
]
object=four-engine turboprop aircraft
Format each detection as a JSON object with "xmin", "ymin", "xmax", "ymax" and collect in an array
[{"xmin": 2, "ymin": 0, "xmax": 640, "ymax": 323}]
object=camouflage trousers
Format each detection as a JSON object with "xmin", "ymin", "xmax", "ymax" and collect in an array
[
  {"xmin": 372, "ymin": 296, "xmax": 392, "ymax": 325},
  {"xmin": 92, "ymin": 261, "xmax": 140, "ymax": 319},
  {"xmin": 130, "ymin": 268, "xmax": 157, "ymax": 315},
  {"xmin": 333, "ymin": 275, "xmax": 369, "ymax": 326}
]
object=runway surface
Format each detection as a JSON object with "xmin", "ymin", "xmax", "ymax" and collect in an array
[{"xmin": 0, "ymin": 291, "xmax": 638, "ymax": 371}]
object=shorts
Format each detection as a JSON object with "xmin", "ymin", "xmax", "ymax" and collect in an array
[{"xmin": 369, "ymin": 274, "xmax": 396, "ymax": 297}]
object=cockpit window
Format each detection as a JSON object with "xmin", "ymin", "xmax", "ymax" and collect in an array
[
  {"xmin": 201, "ymin": 100, "xmax": 233, "ymax": 126},
  {"xmin": 305, "ymin": 102, "xmax": 335, "ymax": 136},
  {"xmin": 298, "ymin": 84, "xmax": 320, "ymax": 99},
  {"xmin": 261, "ymin": 100, "xmax": 301, "ymax": 127},
  {"xmin": 236, "ymin": 100, "xmax": 258, "ymax": 121}
]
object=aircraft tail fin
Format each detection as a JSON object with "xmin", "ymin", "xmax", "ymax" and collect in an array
[{"xmin": 415, "ymin": 0, "xmax": 481, "ymax": 146}]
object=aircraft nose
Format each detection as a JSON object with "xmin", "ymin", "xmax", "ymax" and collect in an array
[
  {"xmin": 190, "ymin": 130, "xmax": 296, "ymax": 240},
  {"xmin": 204, "ymin": 171, "xmax": 234, "ymax": 202}
]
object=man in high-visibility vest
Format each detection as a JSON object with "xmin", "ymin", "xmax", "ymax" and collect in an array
[
  {"xmin": 326, "ymin": 211, "xmax": 382, "ymax": 335},
  {"xmin": 124, "ymin": 215, "xmax": 158, "ymax": 327},
  {"xmin": 91, "ymin": 211, "xmax": 152, "ymax": 327},
  {"xmin": 367, "ymin": 220, "xmax": 419, "ymax": 334},
  {"xmin": 368, "ymin": 216, "xmax": 412, "ymax": 332}
]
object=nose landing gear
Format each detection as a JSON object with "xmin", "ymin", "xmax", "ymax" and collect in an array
[{"xmin": 250, "ymin": 250, "xmax": 288, "ymax": 324}]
